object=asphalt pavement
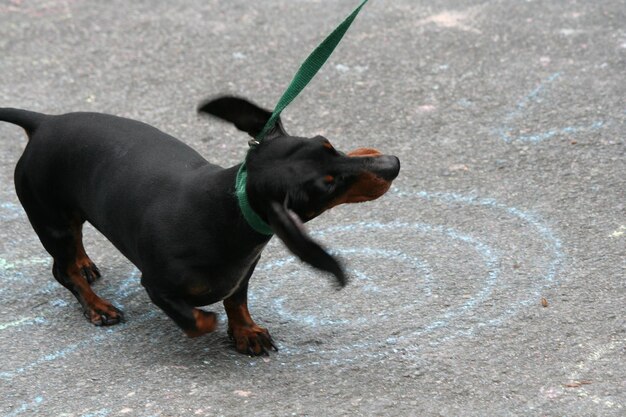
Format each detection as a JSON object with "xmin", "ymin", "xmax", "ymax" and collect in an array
[{"xmin": 0, "ymin": 0, "xmax": 624, "ymax": 416}]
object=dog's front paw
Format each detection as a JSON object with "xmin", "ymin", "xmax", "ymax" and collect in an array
[{"xmin": 229, "ymin": 325, "xmax": 278, "ymax": 356}]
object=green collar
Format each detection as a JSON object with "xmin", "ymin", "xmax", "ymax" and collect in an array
[{"xmin": 235, "ymin": 161, "xmax": 274, "ymax": 235}]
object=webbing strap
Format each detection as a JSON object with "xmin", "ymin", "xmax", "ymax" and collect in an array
[
  {"xmin": 256, "ymin": 0, "xmax": 369, "ymax": 140},
  {"xmin": 239, "ymin": 0, "xmax": 370, "ymax": 235}
]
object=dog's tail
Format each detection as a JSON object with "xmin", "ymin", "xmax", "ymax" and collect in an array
[{"xmin": 0, "ymin": 108, "xmax": 47, "ymax": 137}]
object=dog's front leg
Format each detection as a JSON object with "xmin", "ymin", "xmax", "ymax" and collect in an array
[
  {"xmin": 224, "ymin": 281, "xmax": 277, "ymax": 356},
  {"xmin": 144, "ymin": 288, "xmax": 217, "ymax": 337}
]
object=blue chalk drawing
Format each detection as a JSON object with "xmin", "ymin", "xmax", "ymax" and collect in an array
[
  {"xmin": 0, "ymin": 310, "xmax": 158, "ymax": 381},
  {"xmin": 496, "ymin": 72, "xmax": 605, "ymax": 143},
  {"xmin": 252, "ymin": 188, "xmax": 563, "ymax": 366},
  {"xmin": 0, "ymin": 255, "xmax": 52, "ymax": 299},
  {"xmin": 258, "ymin": 246, "xmax": 434, "ymax": 327},
  {"xmin": 0, "ymin": 317, "xmax": 46, "ymax": 331},
  {"xmin": 0, "ymin": 265, "xmax": 139, "ymax": 333},
  {"xmin": 397, "ymin": 189, "xmax": 564, "ymax": 346},
  {"xmin": 0, "ymin": 187, "xmax": 563, "ymax": 370},
  {"xmin": 255, "ymin": 225, "xmax": 497, "ymax": 332},
  {"xmin": 0, "ymin": 334, "xmax": 106, "ymax": 380},
  {"xmin": 3, "ymin": 396, "xmax": 43, "ymax": 417},
  {"xmin": 107, "ymin": 268, "xmax": 141, "ymax": 308},
  {"xmin": 79, "ymin": 408, "xmax": 111, "ymax": 417},
  {"xmin": 0, "ymin": 267, "xmax": 149, "ymax": 380}
]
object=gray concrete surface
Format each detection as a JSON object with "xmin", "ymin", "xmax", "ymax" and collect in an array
[{"xmin": 1, "ymin": 0, "xmax": 624, "ymax": 416}]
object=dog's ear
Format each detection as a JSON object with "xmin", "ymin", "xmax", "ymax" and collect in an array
[
  {"xmin": 266, "ymin": 199, "xmax": 347, "ymax": 288},
  {"xmin": 197, "ymin": 95, "xmax": 287, "ymax": 139}
]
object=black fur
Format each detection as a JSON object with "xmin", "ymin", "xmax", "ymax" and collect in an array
[{"xmin": 0, "ymin": 97, "xmax": 399, "ymax": 355}]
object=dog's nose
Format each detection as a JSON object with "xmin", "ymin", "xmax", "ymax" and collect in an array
[
  {"xmin": 347, "ymin": 149, "xmax": 400, "ymax": 181},
  {"xmin": 377, "ymin": 155, "xmax": 400, "ymax": 181}
]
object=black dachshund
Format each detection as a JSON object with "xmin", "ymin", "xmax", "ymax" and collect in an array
[{"xmin": 0, "ymin": 96, "xmax": 399, "ymax": 355}]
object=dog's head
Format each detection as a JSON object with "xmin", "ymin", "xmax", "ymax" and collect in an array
[{"xmin": 199, "ymin": 96, "xmax": 400, "ymax": 287}]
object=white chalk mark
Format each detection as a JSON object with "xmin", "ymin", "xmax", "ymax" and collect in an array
[
  {"xmin": 335, "ymin": 63, "xmax": 350, "ymax": 73},
  {"xmin": 418, "ymin": 7, "xmax": 483, "ymax": 34},
  {"xmin": 561, "ymin": 337, "xmax": 626, "ymax": 410},
  {"xmin": 0, "ymin": 317, "xmax": 45, "ymax": 331},
  {"xmin": 609, "ymin": 225, "xmax": 625, "ymax": 238}
]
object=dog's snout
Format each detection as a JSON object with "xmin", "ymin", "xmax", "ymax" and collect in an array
[
  {"xmin": 375, "ymin": 155, "xmax": 400, "ymax": 181},
  {"xmin": 346, "ymin": 148, "xmax": 400, "ymax": 181}
]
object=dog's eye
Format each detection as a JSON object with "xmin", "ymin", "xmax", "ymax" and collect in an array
[
  {"xmin": 323, "ymin": 175, "xmax": 335, "ymax": 185},
  {"xmin": 321, "ymin": 140, "xmax": 339, "ymax": 155}
]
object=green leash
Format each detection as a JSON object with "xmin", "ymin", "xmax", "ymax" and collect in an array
[
  {"xmin": 237, "ymin": 0, "xmax": 370, "ymax": 235},
  {"xmin": 256, "ymin": 0, "xmax": 370, "ymax": 140}
]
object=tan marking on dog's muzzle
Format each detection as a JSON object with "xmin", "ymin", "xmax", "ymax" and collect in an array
[
  {"xmin": 347, "ymin": 148, "xmax": 383, "ymax": 157},
  {"xmin": 326, "ymin": 147, "xmax": 392, "ymax": 208}
]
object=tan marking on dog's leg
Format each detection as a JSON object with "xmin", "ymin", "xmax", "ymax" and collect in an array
[
  {"xmin": 224, "ymin": 297, "xmax": 276, "ymax": 355},
  {"xmin": 184, "ymin": 309, "xmax": 218, "ymax": 338}
]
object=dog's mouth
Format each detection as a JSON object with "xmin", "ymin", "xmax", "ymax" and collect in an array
[{"xmin": 326, "ymin": 147, "xmax": 400, "ymax": 208}]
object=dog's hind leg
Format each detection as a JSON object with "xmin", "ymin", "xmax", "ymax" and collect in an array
[
  {"xmin": 37, "ymin": 218, "xmax": 123, "ymax": 325},
  {"xmin": 16, "ymin": 184, "xmax": 123, "ymax": 325},
  {"xmin": 67, "ymin": 219, "xmax": 101, "ymax": 284}
]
